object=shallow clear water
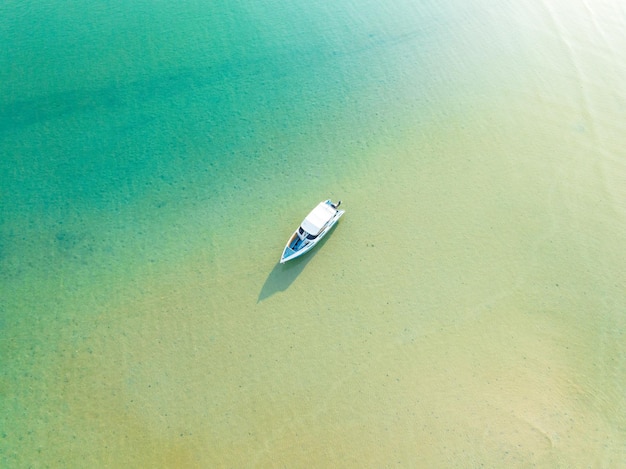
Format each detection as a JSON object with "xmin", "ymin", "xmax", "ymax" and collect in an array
[{"xmin": 1, "ymin": 0, "xmax": 625, "ymax": 466}]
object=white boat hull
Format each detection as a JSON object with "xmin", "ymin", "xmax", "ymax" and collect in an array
[{"xmin": 280, "ymin": 200, "xmax": 344, "ymax": 264}]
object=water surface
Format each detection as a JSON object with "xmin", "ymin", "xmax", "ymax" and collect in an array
[{"xmin": 1, "ymin": 0, "xmax": 625, "ymax": 466}]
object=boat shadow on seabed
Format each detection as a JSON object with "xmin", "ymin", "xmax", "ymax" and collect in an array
[{"xmin": 257, "ymin": 231, "xmax": 334, "ymax": 303}]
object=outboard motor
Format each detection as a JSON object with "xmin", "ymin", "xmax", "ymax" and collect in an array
[{"xmin": 331, "ymin": 200, "xmax": 341, "ymax": 209}]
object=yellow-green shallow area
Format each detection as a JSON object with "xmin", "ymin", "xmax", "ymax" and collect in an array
[{"xmin": 1, "ymin": 0, "xmax": 625, "ymax": 466}]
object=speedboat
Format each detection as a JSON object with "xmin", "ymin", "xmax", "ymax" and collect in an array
[{"xmin": 280, "ymin": 200, "xmax": 345, "ymax": 263}]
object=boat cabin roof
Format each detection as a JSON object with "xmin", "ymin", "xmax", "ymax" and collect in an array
[{"xmin": 301, "ymin": 202, "xmax": 336, "ymax": 236}]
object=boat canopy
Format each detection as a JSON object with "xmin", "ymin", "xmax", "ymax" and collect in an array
[{"xmin": 301, "ymin": 202, "xmax": 336, "ymax": 236}]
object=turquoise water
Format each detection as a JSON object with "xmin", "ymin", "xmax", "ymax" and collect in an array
[{"xmin": 2, "ymin": 0, "xmax": 625, "ymax": 466}]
